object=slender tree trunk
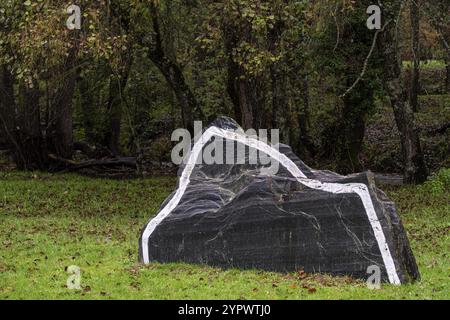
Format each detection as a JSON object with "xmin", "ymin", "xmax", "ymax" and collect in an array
[
  {"xmin": 237, "ymin": 78, "xmax": 254, "ymax": 130},
  {"xmin": 253, "ymin": 81, "xmax": 265, "ymax": 130},
  {"xmin": 224, "ymin": 33, "xmax": 254, "ymax": 129},
  {"xmin": 386, "ymin": 85, "xmax": 427, "ymax": 183},
  {"xmin": 422, "ymin": 2, "xmax": 449, "ymax": 93},
  {"xmin": 226, "ymin": 63, "xmax": 242, "ymax": 123},
  {"xmin": 268, "ymin": 22, "xmax": 286, "ymax": 131},
  {"xmin": 53, "ymin": 51, "xmax": 78, "ymax": 159},
  {"xmin": 105, "ymin": 65, "xmax": 130, "ymax": 156},
  {"xmin": 297, "ymin": 75, "xmax": 316, "ymax": 158},
  {"xmin": 338, "ymin": 84, "xmax": 368, "ymax": 173},
  {"xmin": 322, "ymin": 79, "xmax": 369, "ymax": 174},
  {"xmin": 0, "ymin": 65, "xmax": 16, "ymax": 141},
  {"xmin": 54, "ymin": 84, "xmax": 75, "ymax": 159},
  {"xmin": 223, "ymin": 26, "xmax": 242, "ymax": 123},
  {"xmin": 151, "ymin": 56, "xmax": 198, "ymax": 133},
  {"xmin": 267, "ymin": 7, "xmax": 289, "ymax": 133},
  {"xmin": 106, "ymin": 77, "xmax": 123, "ymax": 156},
  {"xmin": 146, "ymin": 2, "xmax": 202, "ymax": 134},
  {"xmin": 77, "ymin": 73, "xmax": 96, "ymax": 144},
  {"xmin": 0, "ymin": 65, "xmax": 25, "ymax": 166},
  {"xmin": 379, "ymin": 12, "xmax": 428, "ymax": 183},
  {"xmin": 270, "ymin": 68, "xmax": 288, "ymax": 136},
  {"xmin": 1, "ymin": 66, "xmax": 48, "ymax": 169},
  {"xmin": 21, "ymin": 82, "xmax": 48, "ymax": 169},
  {"xmin": 270, "ymin": 72, "xmax": 283, "ymax": 128},
  {"xmin": 300, "ymin": 76, "xmax": 311, "ymax": 130},
  {"xmin": 410, "ymin": 0, "xmax": 420, "ymax": 111}
]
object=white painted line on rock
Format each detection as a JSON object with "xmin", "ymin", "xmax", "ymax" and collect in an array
[{"xmin": 141, "ymin": 126, "xmax": 401, "ymax": 285}]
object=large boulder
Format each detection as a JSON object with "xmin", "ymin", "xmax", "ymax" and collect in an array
[{"xmin": 139, "ymin": 117, "xmax": 420, "ymax": 284}]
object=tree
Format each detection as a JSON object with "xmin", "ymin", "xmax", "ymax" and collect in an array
[
  {"xmin": 52, "ymin": 46, "xmax": 79, "ymax": 159},
  {"xmin": 409, "ymin": 0, "xmax": 420, "ymax": 112},
  {"xmin": 422, "ymin": 1, "xmax": 450, "ymax": 93},
  {"xmin": 315, "ymin": 0, "xmax": 383, "ymax": 173},
  {"xmin": 0, "ymin": 1, "xmax": 130, "ymax": 167},
  {"xmin": 0, "ymin": 1, "xmax": 49, "ymax": 169},
  {"xmin": 104, "ymin": 2, "xmax": 133, "ymax": 155},
  {"xmin": 138, "ymin": 0, "xmax": 203, "ymax": 133},
  {"xmin": 378, "ymin": 1, "xmax": 428, "ymax": 183},
  {"xmin": 201, "ymin": 0, "xmax": 284, "ymax": 129}
]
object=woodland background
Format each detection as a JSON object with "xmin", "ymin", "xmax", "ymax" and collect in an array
[{"xmin": 0, "ymin": 0, "xmax": 449, "ymax": 182}]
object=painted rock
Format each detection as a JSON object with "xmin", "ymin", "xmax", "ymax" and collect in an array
[{"xmin": 139, "ymin": 117, "xmax": 420, "ymax": 284}]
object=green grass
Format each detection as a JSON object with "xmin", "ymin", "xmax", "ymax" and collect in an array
[
  {"xmin": 402, "ymin": 60, "xmax": 447, "ymax": 69},
  {"xmin": 0, "ymin": 170, "xmax": 448, "ymax": 300}
]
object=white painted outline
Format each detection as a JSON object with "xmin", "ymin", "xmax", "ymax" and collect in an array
[{"xmin": 141, "ymin": 126, "xmax": 401, "ymax": 285}]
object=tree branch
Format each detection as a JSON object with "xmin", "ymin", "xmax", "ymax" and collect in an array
[{"xmin": 340, "ymin": 20, "xmax": 390, "ymax": 98}]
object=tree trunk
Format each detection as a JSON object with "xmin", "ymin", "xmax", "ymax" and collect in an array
[
  {"xmin": 410, "ymin": 0, "xmax": 420, "ymax": 111},
  {"xmin": 223, "ymin": 26, "xmax": 242, "ymax": 123},
  {"xmin": 0, "ymin": 66, "xmax": 48, "ymax": 170},
  {"xmin": 387, "ymin": 86, "xmax": 427, "ymax": 183},
  {"xmin": 297, "ymin": 75, "xmax": 316, "ymax": 159},
  {"xmin": 77, "ymin": 73, "xmax": 96, "ymax": 144},
  {"xmin": 338, "ymin": 84, "xmax": 369, "ymax": 173},
  {"xmin": 20, "ymin": 82, "xmax": 48, "ymax": 169},
  {"xmin": 106, "ymin": 77, "xmax": 123, "ymax": 156},
  {"xmin": 268, "ymin": 17, "xmax": 287, "ymax": 132},
  {"xmin": 49, "ymin": 25, "xmax": 81, "ymax": 160},
  {"xmin": 237, "ymin": 78, "xmax": 254, "ymax": 130},
  {"xmin": 0, "ymin": 65, "xmax": 25, "ymax": 166},
  {"xmin": 222, "ymin": 15, "xmax": 265, "ymax": 130},
  {"xmin": 105, "ymin": 67, "xmax": 130, "ymax": 156},
  {"xmin": 53, "ymin": 52, "xmax": 78, "ymax": 159},
  {"xmin": 224, "ymin": 38, "xmax": 255, "ymax": 129},
  {"xmin": 146, "ymin": 2, "xmax": 202, "ymax": 134},
  {"xmin": 379, "ymin": 11, "xmax": 428, "ymax": 183},
  {"xmin": 422, "ymin": 1, "xmax": 449, "ymax": 93},
  {"xmin": 322, "ymin": 79, "xmax": 369, "ymax": 174},
  {"xmin": 152, "ymin": 56, "xmax": 198, "ymax": 133},
  {"xmin": 0, "ymin": 65, "xmax": 16, "ymax": 142}
]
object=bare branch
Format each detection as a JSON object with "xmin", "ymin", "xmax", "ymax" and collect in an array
[{"xmin": 340, "ymin": 21, "xmax": 390, "ymax": 98}]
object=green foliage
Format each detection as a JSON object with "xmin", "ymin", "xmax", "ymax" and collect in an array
[
  {"xmin": 419, "ymin": 168, "xmax": 450, "ymax": 197},
  {"xmin": 0, "ymin": 0, "xmax": 128, "ymax": 85},
  {"xmin": 0, "ymin": 0, "xmax": 448, "ymax": 171},
  {"xmin": 403, "ymin": 60, "xmax": 447, "ymax": 70},
  {"xmin": 201, "ymin": 0, "xmax": 308, "ymax": 77}
]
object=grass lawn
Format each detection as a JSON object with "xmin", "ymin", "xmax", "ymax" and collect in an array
[{"xmin": 0, "ymin": 170, "xmax": 448, "ymax": 300}]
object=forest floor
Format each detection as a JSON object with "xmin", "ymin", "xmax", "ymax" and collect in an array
[{"xmin": 0, "ymin": 170, "xmax": 448, "ymax": 300}]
